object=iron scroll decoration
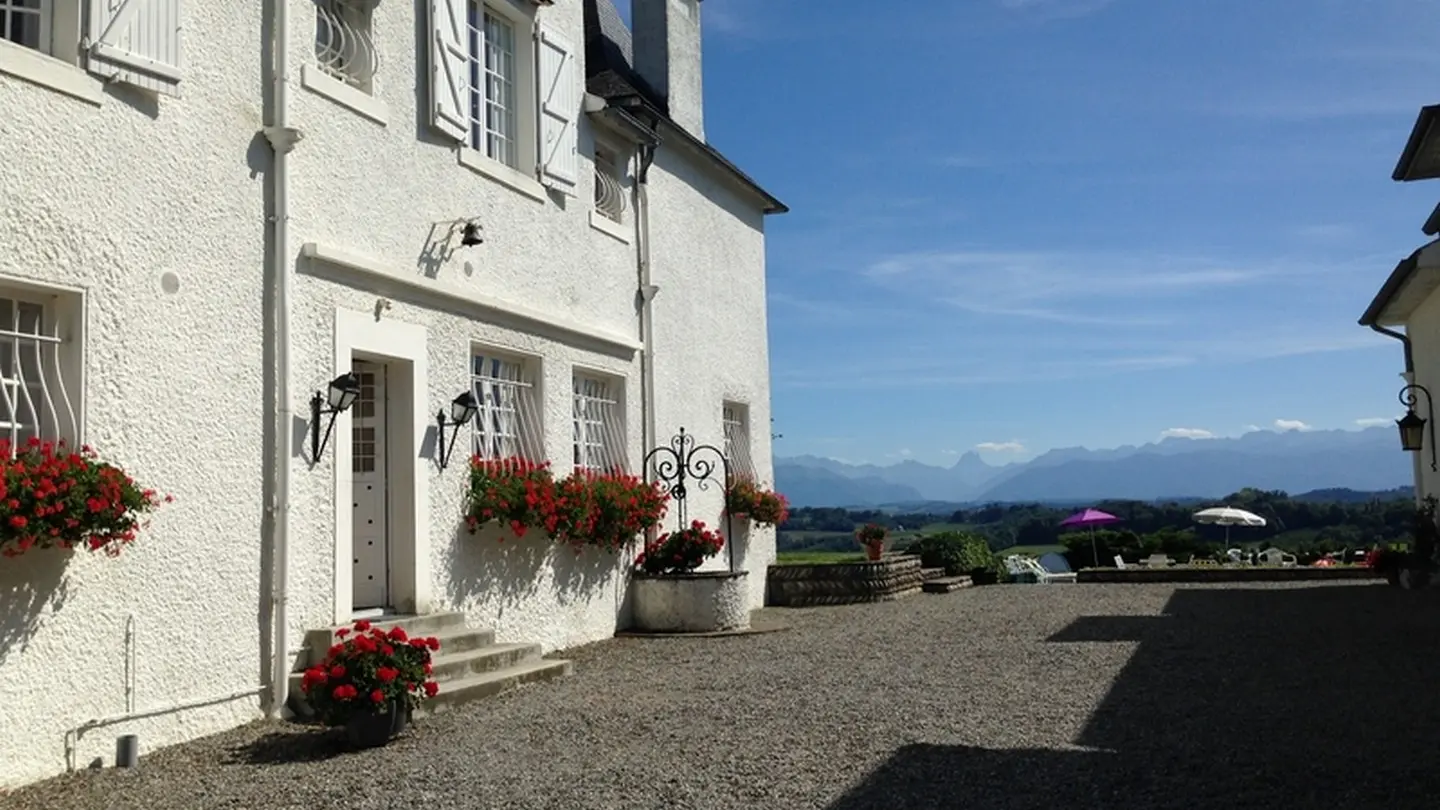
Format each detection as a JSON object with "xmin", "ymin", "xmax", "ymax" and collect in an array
[{"xmin": 642, "ymin": 427, "xmax": 737, "ymax": 572}]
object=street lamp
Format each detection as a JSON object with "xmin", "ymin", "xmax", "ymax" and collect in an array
[{"xmin": 1397, "ymin": 383, "xmax": 1437, "ymax": 471}]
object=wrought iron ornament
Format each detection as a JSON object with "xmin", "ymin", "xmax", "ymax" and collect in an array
[{"xmin": 643, "ymin": 427, "xmax": 737, "ymax": 571}]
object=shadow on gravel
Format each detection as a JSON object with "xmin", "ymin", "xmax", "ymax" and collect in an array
[
  {"xmin": 225, "ymin": 728, "xmax": 351, "ymax": 765},
  {"xmin": 830, "ymin": 584, "xmax": 1440, "ymax": 810}
]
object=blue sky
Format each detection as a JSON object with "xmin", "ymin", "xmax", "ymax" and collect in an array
[{"xmin": 633, "ymin": 0, "xmax": 1440, "ymax": 465}]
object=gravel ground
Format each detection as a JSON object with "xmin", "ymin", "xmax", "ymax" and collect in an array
[{"xmin": 5, "ymin": 580, "xmax": 1440, "ymax": 810}]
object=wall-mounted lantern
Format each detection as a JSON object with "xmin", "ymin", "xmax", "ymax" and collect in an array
[
  {"xmin": 311, "ymin": 372, "xmax": 362, "ymax": 460},
  {"xmin": 1397, "ymin": 383, "xmax": 1437, "ymax": 472},
  {"xmin": 437, "ymin": 391, "xmax": 479, "ymax": 470}
]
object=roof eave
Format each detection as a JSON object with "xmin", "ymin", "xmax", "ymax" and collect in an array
[{"xmin": 1394, "ymin": 104, "xmax": 1440, "ymax": 182}]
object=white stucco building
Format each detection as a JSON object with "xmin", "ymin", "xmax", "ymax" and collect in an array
[{"xmin": 0, "ymin": 0, "xmax": 784, "ymax": 787}]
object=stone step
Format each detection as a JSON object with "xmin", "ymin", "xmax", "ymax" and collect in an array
[
  {"xmin": 301, "ymin": 612, "xmax": 470, "ymax": 660},
  {"xmin": 920, "ymin": 567, "xmax": 945, "ymax": 581},
  {"xmin": 430, "ymin": 643, "xmax": 542, "ymax": 681},
  {"xmin": 298, "ymin": 623, "xmax": 496, "ymax": 671},
  {"xmin": 922, "ymin": 576, "xmax": 973, "ymax": 594},
  {"xmin": 417, "ymin": 658, "xmax": 574, "ymax": 717}
]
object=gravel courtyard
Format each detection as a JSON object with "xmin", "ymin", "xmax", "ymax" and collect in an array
[{"xmin": 6, "ymin": 580, "xmax": 1440, "ymax": 810}]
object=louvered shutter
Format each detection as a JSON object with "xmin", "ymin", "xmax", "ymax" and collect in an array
[
  {"xmin": 430, "ymin": 0, "xmax": 469, "ymax": 142},
  {"xmin": 86, "ymin": 0, "xmax": 183, "ymax": 96},
  {"xmin": 535, "ymin": 24, "xmax": 578, "ymax": 194}
]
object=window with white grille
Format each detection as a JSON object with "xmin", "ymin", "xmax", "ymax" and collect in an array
[
  {"xmin": 572, "ymin": 372, "xmax": 626, "ymax": 473},
  {"xmin": 314, "ymin": 0, "xmax": 379, "ymax": 93},
  {"xmin": 467, "ymin": 2, "xmax": 520, "ymax": 168},
  {"xmin": 593, "ymin": 144, "xmax": 627, "ymax": 223},
  {"xmin": 722, "ymin": 402, "xmax": 755, "ymax": 479},
  {"xmin": 0, "ymin": 285, "xmax": 81, "ymax": 451},
  {"xmin": 471, "ymin": 350, "xmax": 543, "ymax": 461},
  {"xmin": 1, "ymin": 0, "xmax": 46, "ymax": 51}
]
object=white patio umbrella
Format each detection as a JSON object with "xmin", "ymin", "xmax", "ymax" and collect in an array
[{"xmin": 1192, "ymin": 506, "xmax": 1267, "ymax": 545}]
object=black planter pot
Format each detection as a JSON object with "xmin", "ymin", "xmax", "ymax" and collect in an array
[
  {"xmin": 344, "ymin": 702, "xmax": 409, "ymax": 749},
  {"xmin": 970, "ymin": 569, "xmax": 1000, "ymax": 586}
]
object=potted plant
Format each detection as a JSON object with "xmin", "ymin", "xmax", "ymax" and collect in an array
[
  {"xmin": 749, "ymin": 489, "xmax": 789, "ymax": 528},
  {"xmin": 725, "ymin": 476, "xmax": 761, "ymax": 518},
  {"xmin": 856, "ymin": 523, "xmax": 887, "ymax": 561},
  {"xmin": 631, "ymin": 520, "xmax": 750, "ymax": 633},
  {"xmin": 300, "ymin": 619, "xmax": 442, "ymax": 748},
  {"xmin": 0, "ymin": 439, "xmax": 171, "ymax": 559}
]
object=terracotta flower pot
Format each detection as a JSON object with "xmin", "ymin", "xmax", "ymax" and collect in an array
[
  {"xmin": 344, "ymin": 702, "xmax": 409, "ymax": 749},
  {"xmin": 864, "ymin": 541, "xmax": 884, "ymax": 561}
]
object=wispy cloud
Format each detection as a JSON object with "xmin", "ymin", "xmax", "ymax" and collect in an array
[
  {"xmin": 1355, "ymin": 417, "xmax": 1396, "ymax": 428},
  {"xmin": 1274, "ymin": 419, "xmax": 1314, "ymax": 432},
  {"xmin": 1288, "ymin": 223, "xmax": 1360, "ymax": 243},
  {"xmin": 1188, "ymin": 95, "xmax": 1421, "ymax": 120},
  {"xmin": 1160, "ymin": 428, "xmax": 1215, "ymax": 440},
  {"xmin": 976, "ymin": 440, "xmax": 1026, "ymax": 453}
]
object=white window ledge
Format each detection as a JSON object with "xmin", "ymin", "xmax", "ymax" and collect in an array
[
  {"xmin": 0, "ymin": 40, "xmax": 102, "ymax": 106},
  {"xmin": 298, "ymin": 241, "xmax": 641, "ymax": 354},
  {"xmin": 458, "ymin": 148, "xmax": 547, "ymax": 202},
  {"xmin": 301, "ymin": 64, "xmax": 388, "ymax": 126},
  {"xmin": 589, "ymin": 210, "xmax": 631, "ymax": 244}
]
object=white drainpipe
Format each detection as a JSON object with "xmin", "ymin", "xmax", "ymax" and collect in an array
[
  {"xmin": 634, "ymin": 144, "xmax": 659, "ymax": 461},
  {"xmin": 262, "ymin": 0, "xmax": 300, "ymax": 718}
]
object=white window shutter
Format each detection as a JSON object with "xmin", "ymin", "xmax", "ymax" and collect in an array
[
  {"xmin": 430, "ymin": 0, "xmax": 469, "ymax": 143},
  {"xmin": 86, "ymin": 0, "xmax": 183, "ymax": 96},
  {"xmin": 535, "ymin": 24, "xmax": 579, "ymax": 195}
]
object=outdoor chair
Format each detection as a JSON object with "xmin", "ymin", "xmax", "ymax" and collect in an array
[
  {"xmin": 1009, "ymin": 555, "xmax": 1078, "ymax": 584},
  {"xmin": 1113, "ymin": 555, "xmax": 1127, "ymax": 569}
]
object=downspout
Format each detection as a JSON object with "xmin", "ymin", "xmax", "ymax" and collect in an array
[
  {"xmin": 635, "ymin": 143, "xmax": 659, "ymax": 460},
  {"xmin": 262, "ymin": 0, "xmax": 300, "ymax": 718},
  {"xmin": 1369, "ymin": 323, "xmax": 1421, "ymax": 505}
]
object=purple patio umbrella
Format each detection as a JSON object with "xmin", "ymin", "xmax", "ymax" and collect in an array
[{"xmin": 1059, "ymin": 508, "xmax": 1122, "ymax": 568}]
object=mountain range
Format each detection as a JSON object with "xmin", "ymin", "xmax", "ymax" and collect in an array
[{"xmin": 776, "ymin": 427, "xmax": 1413, "ymax": 507}]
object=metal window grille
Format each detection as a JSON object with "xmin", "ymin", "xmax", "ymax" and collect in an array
[
  {"xmin": 466, "ymin": 3, "xmax": 517, "ymax": 168},
  {"xmin": 572, "ymin": 375, "xmax": 627, "ymax": 473},
  {"xmin": 1, "ymin": 0, "xmax": 47, "ymax": 50},
  {"xmin": 314, "ymin": 0, "xmax": 380, "ymax": 92},
  {"xmin": 593, "ymin": 146, "xmax": 627, "ymax": 223},
  {"xmin": 722, "ymin": 403, "xmax": 755, "ymax": 479},
  {"xmin": 0, "ymin": 294, "xmax": 78, "ymax": 450},
  {"xmin": 472, "ymin": 354, "xmax": 543, "ymax": 461}
]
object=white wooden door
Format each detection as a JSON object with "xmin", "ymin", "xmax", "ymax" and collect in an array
[{"xmin": 351, "ymin": 360, "xmax": 390, "ymax": 610}]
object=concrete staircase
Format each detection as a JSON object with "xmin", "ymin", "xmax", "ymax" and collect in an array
[
  {"xmin": 287, "ymin": 612, "xmax": 572, "ymax": 720},
  {"xmin": 919, "ymin": 565, "xmax": 974, "ymax": 594}
]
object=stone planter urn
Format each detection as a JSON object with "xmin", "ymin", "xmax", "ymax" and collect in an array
[{"xmin": 632, "ymin": 570, "xmax": 751, "ymax": 633}]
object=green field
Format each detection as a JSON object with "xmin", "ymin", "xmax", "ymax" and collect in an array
[{"xmin": 774, "ymin": 550, "xmax": 867, "ymax": 565}]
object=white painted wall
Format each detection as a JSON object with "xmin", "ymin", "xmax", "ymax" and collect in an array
[
  {"xmin": 0, "ymin": 0, "xmax": 777, "ymax": 788},
  {"xmin": 0, "ymin": 1, "xmax": 268, "ymax": 788},
  {"xmin": 1405, "ymin": 291, "xmax": 1440, "ymax": 502},
  {"xmin": 645, "ymin": 145, "xmax": 776, "ymax": 609}
]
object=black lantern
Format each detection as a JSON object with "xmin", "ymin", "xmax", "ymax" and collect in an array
[
  {"xmin": 461, "ymin": 221, "xmax": 484, "ymax": 247},
  {"xmin": 1399, "ymin": 409, "xmax": 1427, "ymax": 452},
  {"xmin": 437, "ymin": 390, "xmax": 479, "ymax": 470},
  {"xmin": 311, "ymin": 372, "xmax": 362, "ymax": 460},
  {"xmin": 1397, "ymin": 383, "xmax": 1437, "ymax": 471}
]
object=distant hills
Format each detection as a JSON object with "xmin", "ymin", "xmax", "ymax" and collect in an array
[{"xmin": 776, "ymin": 427, "xmax": 1414, "ymax": 508}]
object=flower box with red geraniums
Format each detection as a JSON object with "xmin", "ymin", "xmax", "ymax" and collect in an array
[
  {"xmin": 725, "ymin": 476, "xmax": 789, "ymax": 529},
  {"xmin": 301, "ymin": 619, "xmax": 442, "ymax": 747},
  {"xmin": 463, "ymin": 456, "xmax": 668, "ymax": 554},
  {"xmin": 464, "ymin": 456, "xmax": 557, "ymax": 541},
  {"xmin": 0, "ymin": 438, "xmax": 171, "ymax": 559}
]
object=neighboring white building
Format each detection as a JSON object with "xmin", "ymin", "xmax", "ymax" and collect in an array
[{"xmin": 0, "ymin": 0, "xmax": 784, "ymax": 788}]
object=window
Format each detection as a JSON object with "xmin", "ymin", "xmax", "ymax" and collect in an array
[
  {"xmin": 467, "ymin": 2, "xmax": 518, "ymax": 168},
  {"xmin": 0, "ymin": 285, "xmax": 81, "ymax": 450},
  {"xmin": 1, "ymin": 0, "xmax": 46, "ymax": 51},
  {"xmin": 572, "ymin": 372, "xmax": 626, "ymax": 473},
  {"xmin": 314, "ymin": 0, "xmax": 378, "ymax": 93},
  {"xmin": 593, "ymin": 144, "xmax": 627, "ymax": 224},
  {"xmin": 471, "ymin": 350, "xmax": 543, "ymax": 461},
  {"xmin": 722, "ymin": 402, "xmax": 755, "ymax": 480}
]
